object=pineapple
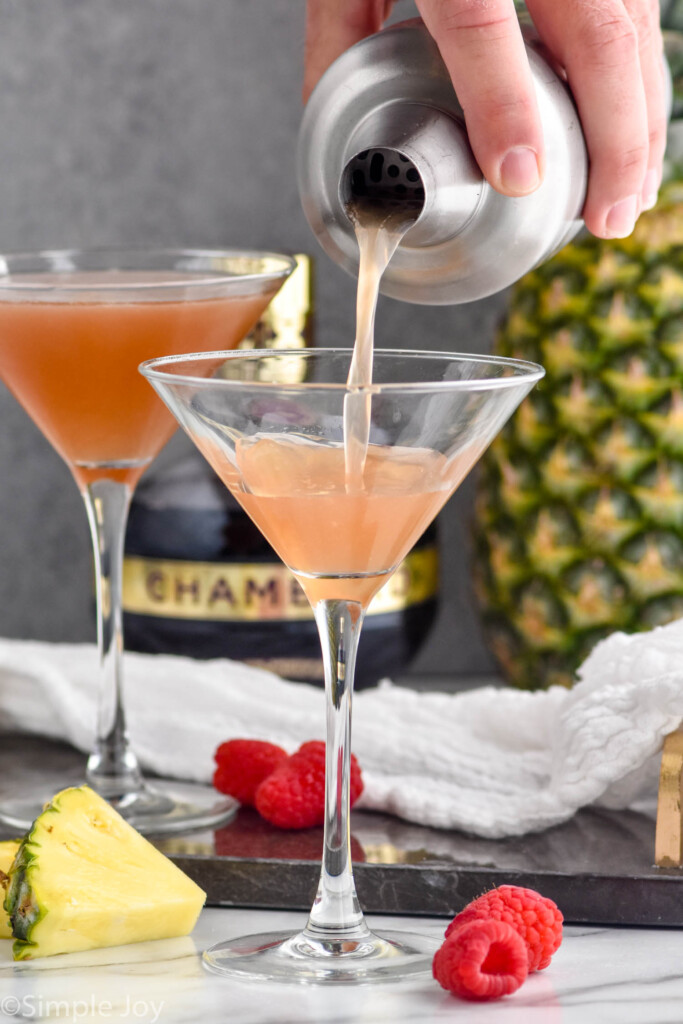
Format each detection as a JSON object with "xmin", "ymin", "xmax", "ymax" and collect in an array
[
  {"xmin": 3, "ymin": 786, "xmax": 205, "ymax": 960},
  {"xmin": 474, "ymin": 26, "xmax": 683, "ymax": 689},
  {"xmin": 0, "ymin": 839, "xmax": 21, "ymax": 938}
]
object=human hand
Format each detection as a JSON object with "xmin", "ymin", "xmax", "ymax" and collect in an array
[{"xmin": 304, "ymin": 0, "xmax": 667, "ymax": 240}]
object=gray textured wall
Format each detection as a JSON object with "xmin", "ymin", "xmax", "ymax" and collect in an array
[{"xmin": 0, "ymin": 0, "xmax": 506, "ymax": 677}]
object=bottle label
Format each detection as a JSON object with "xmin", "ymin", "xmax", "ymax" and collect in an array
[{"xmin": 122, "ymin": 547, "xmax": 438, "ymax": 622}]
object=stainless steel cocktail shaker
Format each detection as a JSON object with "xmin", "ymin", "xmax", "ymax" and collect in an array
[{"xmin": 297, "ymin": 19, "xmax": 588, "ymax": 304}]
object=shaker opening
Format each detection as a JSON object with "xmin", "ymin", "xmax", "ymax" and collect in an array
[{"xmin": 340, "ymin": 148, "xmax": 425, "ymax": 222}]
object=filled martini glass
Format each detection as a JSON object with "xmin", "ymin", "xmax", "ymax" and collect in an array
[
  {"xmin": 0, "ymin": 248, "xmax": 295, "ymax": 834},
  {"xmin": 141, "ymin": 347, "xmax": 544, "ymax": 983}
]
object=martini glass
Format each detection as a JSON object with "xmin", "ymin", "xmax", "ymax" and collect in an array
[
  {"xmin": 141, "ymin": 347, "xmax": 544, "ymax": 983},
  {"xmin": 0, "ymin": 248, "xmax": 295, "ymax": 835}
]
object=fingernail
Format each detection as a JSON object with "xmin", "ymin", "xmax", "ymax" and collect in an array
[
  {"xmin": 499, "ymin": 147, "xmax": 541, "ymax": 194},
  {"xmin": 605, "ymin": 195, "xmax": 638, "ymax": 238},
  {"xmin": 641, "ymin": 169, "xmax": 659, "ymax": 211}
]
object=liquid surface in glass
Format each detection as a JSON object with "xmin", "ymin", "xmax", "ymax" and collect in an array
[
  {"xmin": 0, "ymin": 271, "xmax": 276, "ymax": 489},
  {"xmin": 197, "ymin": 435, "xmax": 479, "ymax": 607}
]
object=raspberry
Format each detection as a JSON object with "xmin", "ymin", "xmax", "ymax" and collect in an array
[
  {"xmin": 213, "ymin": 739, "xmax": 288, "ymax": 806},
  {"xmin": 445, "ymin": 885, "xmax": 563, "ymax": 972},
  {"xmin": 255, "ymin": 740, "xmax": 364, "ymax": 829},
  {"xmin": 433, "ymin": 919, "xmax": 528, "ymax": 1001}
]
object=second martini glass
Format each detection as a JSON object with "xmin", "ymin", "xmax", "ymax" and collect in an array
[
  {"xmin": 141, "ymin": 347, "xmax": 544, "ymax": 982},
  {"xmin": 0, "ymin": 248, "xmax": 294, "ymax": 834}
]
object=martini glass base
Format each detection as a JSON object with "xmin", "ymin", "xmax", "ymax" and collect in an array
[
  {"xmin": 202, "ymin": 928, "xmax": 440, "ymax": 984},
  {"xmin": 0, "ymin": 778, "xmax": 236, "ymax": 836}
]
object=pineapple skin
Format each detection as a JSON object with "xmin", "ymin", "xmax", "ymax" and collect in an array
[
  {"xmin": 474, "ymin": 187, "xmax": 683, "ymax": 690},
  {"xmin": 0, "ymin": 839, "xmax": 21, "ymax": 938},
  {"xmin": 4, "ymin": 786, "xmax": 206, "ymax": 960}
]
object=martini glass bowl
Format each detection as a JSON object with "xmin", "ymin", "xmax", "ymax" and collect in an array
[
  {"xmin": 0, "ymin": 248, "xmax": 295, "ymax": 834},
  {"xmin": 141, "ymin": 347, "xmax": 544, "ymax": 983}
]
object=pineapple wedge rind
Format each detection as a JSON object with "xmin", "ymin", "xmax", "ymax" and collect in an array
[
  {"xmin": 0, "ymin": 839, "xmax": 22, "ymax": 938},
  {"xmin": 4, "ymin": 837, "xmax": 44, "ymax": 943},
  {"xmin": 5, "ymin": 786, "xmax": 206, "ymax": 960}
]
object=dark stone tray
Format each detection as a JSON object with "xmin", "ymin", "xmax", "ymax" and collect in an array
[
  {"xmin": 2, "ymin": 734, "xmax": 681, "ymax": 926},
  {"xmin": 159, "ymin": 804, "xmax": 683, "ymax": 927}
]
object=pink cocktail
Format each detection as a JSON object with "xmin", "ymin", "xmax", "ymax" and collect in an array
[
  {"xmin": 0, "ymin": 249, "xmax": 295, "ymax": 834},
  {"xmin": 142, "ymin": 347, "xmax": 544, "ymax": 982}
]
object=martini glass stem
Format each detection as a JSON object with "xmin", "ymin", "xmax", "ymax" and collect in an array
[
  {"xmin": 304, "ymin": 598, "xmax": 371, "ymax": 945},
  {"xmin": 82, "ymin": 478, "xmax": 144, "ymax": 799}
]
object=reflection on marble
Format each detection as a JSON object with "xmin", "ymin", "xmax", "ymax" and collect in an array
[{"xmin": 1, "ymin": 908, "xmax": 683, "ymax": 1023}]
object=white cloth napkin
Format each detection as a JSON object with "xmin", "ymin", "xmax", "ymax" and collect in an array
[{"xmin": 1, "ymin": 618, "xmax": 682, "ymax": 839}]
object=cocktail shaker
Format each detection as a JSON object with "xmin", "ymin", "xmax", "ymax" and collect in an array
[{"xmin": 297, "ymin": 19, "xmax": 588, "ymax": 304}]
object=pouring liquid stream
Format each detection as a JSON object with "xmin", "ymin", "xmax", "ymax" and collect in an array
[{"xmin": 343, "ymin": 191, "xmax": 420, "ymax": 491}]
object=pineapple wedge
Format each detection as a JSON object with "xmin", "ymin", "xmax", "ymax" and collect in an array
[
  {"xmin": 0, "ymin": 839, "xmax": 21, "ymax": 938},
  {"xmin": 4, "ymin": 786, "xmax": 206, "ymax": 960}
]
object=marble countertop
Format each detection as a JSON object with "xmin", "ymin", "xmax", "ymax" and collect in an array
[{"xmin": 1, "ymin": 907, "xmax": 682, "ymax": 1023}]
